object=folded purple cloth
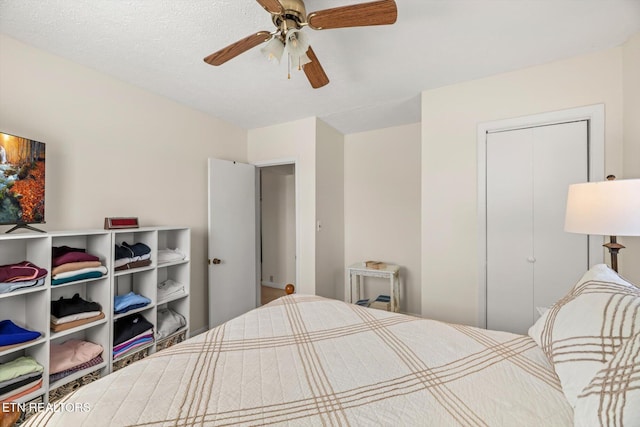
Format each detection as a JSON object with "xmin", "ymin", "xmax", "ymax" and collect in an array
[
  {"xmin": 49, "ymin": 355, "xmax": 103, "ymax": 383},
  {"xmin": 52, "ymin": 252, "xmax": 100, "ymax": 268},
  {"xmin": 0, "ymin": 261, "xmax": 47, "ymax": 283},
  {"xmin": 0, "ymin": 320, "xmax": 41, "ymax": 347},
  {"xmin": 112, "ymin": 333, "xmax": 153, "ymax": 352}
]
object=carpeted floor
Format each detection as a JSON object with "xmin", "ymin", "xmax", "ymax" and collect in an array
[{"xmin": 261, "ymin": 285, "xmax": 286, "ymax": 305}]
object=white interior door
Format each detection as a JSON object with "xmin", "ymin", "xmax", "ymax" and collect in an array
[
  {"xmin": 486, "ymin": 127, "xmax": 535, "ymax": 334},
  {"xmin": 486, "ymin": 121, "xmax": 588, "ymax": 334},
  {"xmin": 208, "ymin": 158, "xmax": 258, "ymax": 328}
]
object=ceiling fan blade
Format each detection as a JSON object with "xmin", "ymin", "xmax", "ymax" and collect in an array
[
  {"xmin": 204, "ymin": 31, "xmax": 271, "ymax": 66},
  {"xmin": 256, "ymin": 0, "xmax": 284, "ymax": 15},
  {"xmin": 307, "ymin": 0, "xmax": 397, "ymax": 30},
  {"xmin": 302, "ymin": 46, "xmax": 329, "ymax": 89}
]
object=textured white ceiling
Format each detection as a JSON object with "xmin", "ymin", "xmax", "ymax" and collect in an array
[{"xmin": 1, "ymin": 0, "xmax": 639, "ymax": 134}]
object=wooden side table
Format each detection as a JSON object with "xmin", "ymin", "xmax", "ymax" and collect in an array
[{"xmin": 347, "ymin": 263, "xmax": 400, "ymax": 312}]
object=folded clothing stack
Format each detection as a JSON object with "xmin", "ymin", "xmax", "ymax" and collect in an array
[
  {"xmin": 113, "ymin": 313, "xmax": 154, "ymax": 359},
  {"xmin": 51, "ymin": 246, "xmax": 108, "ymax": 286},
  {"xmin": 0, "ymin": 356, "xmax": 43, "ymax": 401},
  {"xmin": 157, "ymin": 279, "xmax": 185, "ymax": 303},
  {"xmin": 157, "ymin": 248, "xmax": 186, "ymax": 264},
  {"xmin": 50, "ymin": 294, "xmax": 104, "ymax": 333},
  {"xmin": 0, "ymin": 261, "xmax": 47, "ymax": 295},
  {"xmin": 114, "ymin": 292, "xmax": 151, "ymax": 315},
  {"xmin": 114, "ymin": 242, "xmax": 151, "ymax": 271},
  {"xmin": 156, "ymin": 308, "xmax": 186, "ymax": 340},
  {"xmin": 0, "ymin": 320, "xmax": 41, "ymax": 351},
  {"xmin": 49, "ymin": 339, "xmax": 103, "ymax": 384}
]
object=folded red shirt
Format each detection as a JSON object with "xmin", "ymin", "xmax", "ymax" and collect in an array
[{"xmin": 0, "ymin": 261, "xmax": 48, "ymax": 283}]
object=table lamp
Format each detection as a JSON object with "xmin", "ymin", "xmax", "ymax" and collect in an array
[{"xmin": 564, "ymin": 176, "xmax": 640, "ymax": 272}]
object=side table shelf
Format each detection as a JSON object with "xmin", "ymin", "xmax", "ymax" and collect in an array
[{"xmin": 347, "ymin": 263, "xmax": 401, "ymax": 312}]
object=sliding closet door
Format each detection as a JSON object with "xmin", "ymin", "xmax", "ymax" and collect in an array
[{"xmin": 486, "ymin": 121, "xmax": 588, "ymax": 334}]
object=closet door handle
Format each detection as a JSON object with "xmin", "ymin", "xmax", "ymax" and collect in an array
[
  {"xmin": 527, "ymin": 256, "xmax": 536, "ymax": 263},
  {"xmin": 212, "ymin": 258, "xmax": 222, "ymax": 265}
]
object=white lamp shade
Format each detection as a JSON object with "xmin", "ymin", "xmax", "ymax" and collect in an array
[{"xmin": 565, "ymin": 179, "xmax": 640, "ymax": 236}]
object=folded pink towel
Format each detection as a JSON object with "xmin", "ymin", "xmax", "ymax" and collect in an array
[{"xmin": 49, "ymin": 339, "xmax": 103, "ymax": 374}]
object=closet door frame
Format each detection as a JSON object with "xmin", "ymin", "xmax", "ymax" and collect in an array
[{"xmin": 476, "ymin": 104, "xmax": 605, "ymax": 329}]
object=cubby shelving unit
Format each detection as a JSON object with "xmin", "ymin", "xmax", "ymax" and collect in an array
[
  {"xmin": 0, "ymin": 233, "xmax": 51, "ymax": 405},
  {"xmin": 47, "ymin": 230, "xmax": 111, "ymax": 396},
  {"xmin": 0, "ymin": 226, "xmax": 190, "ymax": 407}
]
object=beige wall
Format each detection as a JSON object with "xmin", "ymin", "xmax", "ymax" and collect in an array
[
  {"xmin": 344, "ymin": 123, "xmax": 422, "ymax": 315},
  {"xmin": 621, "ymin": 32, "xmax": 640, "ymax": 282},
  {"xmin": 0, "ymin": 35, "xmax": 248, "ymax": 333},
  {"xmin": 421, "ymin": 47, "xmax": 627, "ymax": 326},
  {"xmin": 315, "ymin": 119, "xmax": 344, "ymax": 300},
  {"xmin": 247, "ymin": 117, "xmax": 317, "ymax": 295}
]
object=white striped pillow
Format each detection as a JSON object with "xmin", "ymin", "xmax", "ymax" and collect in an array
[
  {"xmin": 573, "ymin": 331, "xmax": 640, "ymax": 426},
  {"xmin": 528, "ymin": 264, "xmax": 640, "ymax": 407}
]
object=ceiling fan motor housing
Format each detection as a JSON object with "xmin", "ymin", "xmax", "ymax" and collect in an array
[{"xmin": 272, "ymin": 0, "xmax": 307, "ymax": 30}]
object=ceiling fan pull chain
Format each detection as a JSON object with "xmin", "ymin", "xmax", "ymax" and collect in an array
[{"xmin": 288, "ymin": 54, "xmax": 291, "ymax": 80}]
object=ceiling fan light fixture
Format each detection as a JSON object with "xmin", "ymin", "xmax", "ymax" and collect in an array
[
  {"xmin": 260, "ymin": 36, "xmax": 285, "ymax": 63},
  {"xmin": 284, "ymin": 28, "xmax": 309, "ymax": 59}
]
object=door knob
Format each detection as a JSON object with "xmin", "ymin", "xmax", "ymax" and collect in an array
[
  {"xmin": 212, "ymin": 258, "xmax": 221, "ymax": 265},
  {"xmin": 527, "ymin": 256, "xmax": 536, "ymax": 263}
]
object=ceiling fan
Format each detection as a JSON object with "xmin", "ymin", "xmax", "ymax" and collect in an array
[{"xmin": 203, "ymin": 0, "xmax": 398, "ymax": 89}]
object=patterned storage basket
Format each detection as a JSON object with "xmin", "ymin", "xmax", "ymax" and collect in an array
[
  {"xmin": 48, "ymin": 369, "xmax": 102, "ymax": 402},
  {"xmin": 112, "ymin": 347, "xmax": 150, "ymax": 372},
  {"xmin": 156, "ymin": 330, "xmax": 186, "ymax": 352}
]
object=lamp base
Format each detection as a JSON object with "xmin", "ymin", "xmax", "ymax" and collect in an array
[{"xmin": 604, "ymin": 236, "xmax": 625, "ymax": 272}]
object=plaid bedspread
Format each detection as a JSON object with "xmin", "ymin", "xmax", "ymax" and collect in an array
[{"xmin": 24, "ymin": 295, "xmax": 572, "ymax": 426}]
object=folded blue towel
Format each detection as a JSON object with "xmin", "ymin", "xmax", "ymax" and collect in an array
[
  {"xmin": 114, "ymin": 292, "xmax": 151, "ymax": 314},
  {"xmin": 355, "ymin": 299, "xmax": 370, "ymax": 306},
  {"xmin": 0, "ymin": 320, "xmax": 41, "ymax": 347},
  {"xmin": 375, "ymin": 295, "xmax": 390, "ymax": 302}
]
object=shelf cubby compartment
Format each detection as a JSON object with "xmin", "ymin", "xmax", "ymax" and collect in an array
[
  {"xmin": 0, "ymin": 234, "xmax": 51, "ymax": 274},
  {"xmin": 156, "ymin": 295, "xmax": 189, "ymax": 349},
  {"xmin": 156, "ymin": 263, "xmax": 189, "ymax": 305},
  {"xmin": 48, "ymin": 326, "xmax": 109, "ymax": 391},
  {"xmin": 50, "ymin": 276, "xmax": 110, "ymax": 336},
  {"xmin": 0, "ymin": 341, "xmax": 48, "ymax": 403},
  {"xmin": 0, "ymin": 291, "xmax": 49, "ymax": 357},
  {"xmin": 50, "ymin": 232, "xmax": 111, "ymax": 284},
  {"xmin": 113, "ymin": 268, "xmax": 156, "ymax": 316},
  {"xmin": 156, "ymin": 227, "xmax": 190, "ymax": 263},
  {"xmin": 112, "ymin": 228, "xmax": 157, "ymax": 272}
]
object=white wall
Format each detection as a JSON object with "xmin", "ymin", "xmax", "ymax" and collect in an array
[
  {"xmin": 315, "ymin": 119, "xmax": 344, "ymax": 300},
  {"xmin": 260, "ymin": 165, "xmax": 295, "ymax": 288},
  {"xmin": 621, "ymin": 32, "xmax": 640, "ymax": 283},
  {"xmin": 0, "ymin": 35, "xmax": 248, "ymax": 333},
  {"xmin": 247, "ymin": 117, "xmax": 317, "ymax": 295},
  {"xmin": 421, "ymin": 47, "xmax": 627, "ymax": 326},
  {"xmin": 344, "ymin": 123, "xmax": 421, "ymax": 315}
]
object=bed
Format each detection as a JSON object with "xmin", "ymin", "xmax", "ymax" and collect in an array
[{"xmin": 22, "ymin": 264, "xmax": 640, "ymax": 426}]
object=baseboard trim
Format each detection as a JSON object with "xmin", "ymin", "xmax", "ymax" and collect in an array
[{"xmin": 261, "ymin": 281, "xmax": 286, "ymax": 290}]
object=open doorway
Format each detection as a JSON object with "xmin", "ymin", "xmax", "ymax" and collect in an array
[{"xmin": 259, "ymin": 163, "xmax": 296, "ymax": 305}]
